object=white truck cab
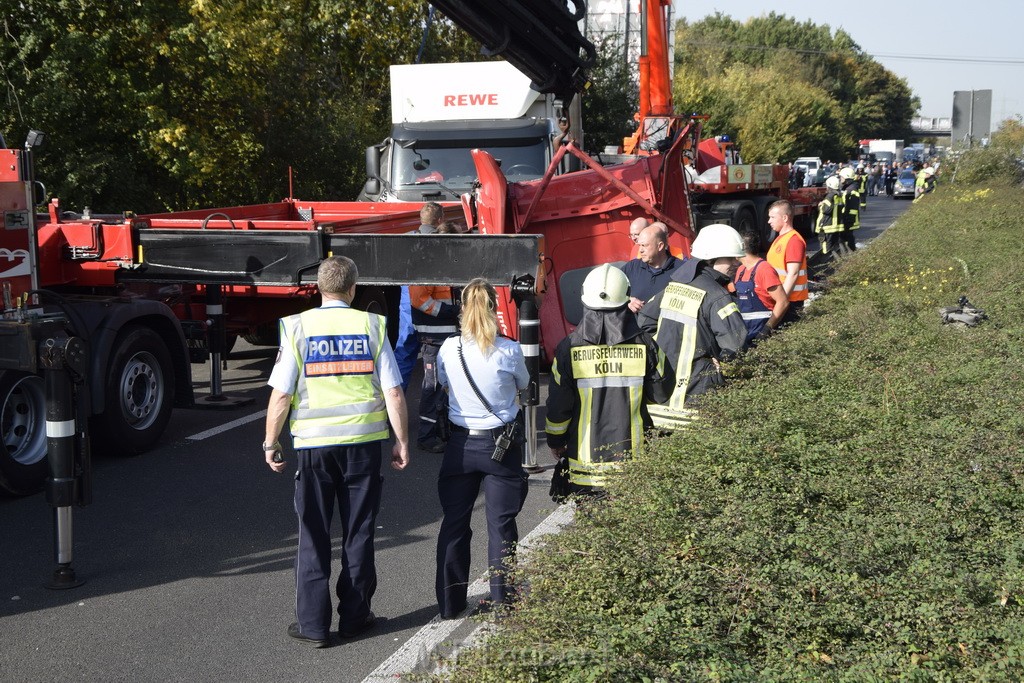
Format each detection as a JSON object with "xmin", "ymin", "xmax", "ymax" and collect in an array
[{"xmin": 360, "ymin": 61, "xmax": 579, "ymax": 202}]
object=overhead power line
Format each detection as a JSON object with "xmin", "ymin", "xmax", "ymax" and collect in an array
[{"xmin": 678, "ymin": 39, "xmax": 1024, "ymax": 66}]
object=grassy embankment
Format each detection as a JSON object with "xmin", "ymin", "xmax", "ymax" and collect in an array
[{"xmin": 439, "ymin": 181, "xmax": 1024, "ymax": 681}]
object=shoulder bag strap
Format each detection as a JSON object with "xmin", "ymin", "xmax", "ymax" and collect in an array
[{"xmin": 458, "ymin": 340, "xmax": 501, "ymax": 422}]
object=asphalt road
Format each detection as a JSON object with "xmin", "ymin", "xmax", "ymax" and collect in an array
[{"xmin": 0, "ymin": 193, "xmax": 911, "ymax": 682}]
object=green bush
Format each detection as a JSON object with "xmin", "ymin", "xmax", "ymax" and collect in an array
[
  {"xmin": 438, "ymin": 186, "xmax": 1024, "ymax": 681},
  {"xmin": 950, "ymin": 148, "xmax": 1024, "ymax": 186}
]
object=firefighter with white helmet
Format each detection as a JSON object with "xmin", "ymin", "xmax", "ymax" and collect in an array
[
  {"xmin": 816, "ymin": 174, "xmax": 846, "ymax": 258},
  {"xmin": 637, "ymin": 224, "xmax": 748, "ymax": 430},
  {"xmin": 545, "ymin": 264, "xmax": 670, "ymax": 494},
  {"xmin": 839, "ymin": 166, "xmax": 861, "ymax": 252}
]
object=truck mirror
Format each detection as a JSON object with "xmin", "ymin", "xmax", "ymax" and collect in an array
[
  {"xmin": 365, "ymin": 145, "xmax": 381, "ymax": 178},
  {"xmin": 364, "ymin": 177, "xmax": 381, "ymax": 196}
]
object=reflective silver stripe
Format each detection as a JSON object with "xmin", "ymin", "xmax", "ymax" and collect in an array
[
  {"xmin": 578, "ymin": 376, "xmax": 644, "ymax": 389},
  {"xmin": 413, "ymin": 324, "xmax": 457, "ymax": 334},
  {"xmin": 774, "ymin": 268, "xmax": 787, "ymax": 277},
  {"xmin": 206, "ymin": 304, "xmax": 223, "ymax": 315},
  {"xmin": 657, "ymin": 308, "xmax": 698, "ymax": 326},
  {"xmin": 294, "ymin": 399, "xmax": 385, "ymax": 419},
  {"xmin": 519, "ymin": 319, "xmax": 540, "ymax": 327},
  {"xmin": 741, "ymin": 311, "xmax": 772, "ymax": 321},
  {"xmin": 292, "ymin": 419, "xmax": 389, "ymax": 439},
  {"xmin": 46, "ymin": 419, "xmax": 76, "ymax": 438},
  {"xmin": 792, "ymin": 283, "xmax": 807, "ymax": 292},
  {"xmin": 521, "ymin": 343, "xmax": 540, "ymax": 356}
]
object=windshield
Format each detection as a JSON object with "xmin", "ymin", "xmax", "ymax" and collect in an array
[
  {"xmin": 393, "ymin": 139, "xmax": 547, "ymax": 193},
  {"xmin": 898, "ymin": 171, "xmax": 916, "ymax": 182}
]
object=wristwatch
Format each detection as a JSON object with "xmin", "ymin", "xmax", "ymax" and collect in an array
[{"xmin": 262, "ymin": 440, "xmax": 281, "ymax": 452}]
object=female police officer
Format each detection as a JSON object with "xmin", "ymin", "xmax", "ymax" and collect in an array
[{"xmin": 434, "ymin": 278, "xmax": 530, "ymax": 618}]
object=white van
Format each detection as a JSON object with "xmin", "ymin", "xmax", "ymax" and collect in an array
[{"xmin": 793, "ymin": 156, "xmax": 822, "ymax": 186}]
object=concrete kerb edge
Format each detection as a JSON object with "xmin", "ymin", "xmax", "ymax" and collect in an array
[{"xmin": 361, "ymin": 502, "xmax": 576, "ymax": 682}]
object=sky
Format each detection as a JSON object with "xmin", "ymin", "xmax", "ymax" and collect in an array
[{"xmin": 671, "ymin": 0, "xmax": 1024, "ymax": 124}]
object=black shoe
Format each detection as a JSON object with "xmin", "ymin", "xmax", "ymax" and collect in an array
[
  {"xmin": 418, "ymin": 439, "xmax": 445, "ymax": 454},
  {"xmin": 287, "ymin": 622, "xmax": 329, "ymax": 648},
  {"xmin": 338, "ymin": 611, "xmax": 377, "ymax": 639}
]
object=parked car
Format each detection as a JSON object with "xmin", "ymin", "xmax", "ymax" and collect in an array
[{"xmin": 892, "ymin": 169, "xmax": 917, "ymax": 199}]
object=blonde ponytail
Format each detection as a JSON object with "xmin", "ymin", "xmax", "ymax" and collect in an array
[{"xmin": 459, "ymin": 278, "xmax": 498, "ymax": 353}]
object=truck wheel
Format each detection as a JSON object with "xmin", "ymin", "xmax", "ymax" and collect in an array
[
  {"xmin": 98, "ymin": 326, "xmax": 174, "ymax": 455},
  {"xmin": 242, "ymin": 322, "xmax": 279, "ymax": 347},
  {"xmin": 0, "ymin": 372, "xmax": 48, "ymax": 496},
  {"xmin": 353, "ymin": 285, "xmax": 398, "ymax": 341},
  {"xmin": 734, "ymin": 207, "xmax": 756, "ymax": 236}
]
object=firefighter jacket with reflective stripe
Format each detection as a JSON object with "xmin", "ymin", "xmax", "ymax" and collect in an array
[
  {"xmin": 409, "ymin": 285, "xmax": 458, "ymax": 342},
  {"xmin": 280, "ymin": 306, "xmax": 390, "ymax": 448},
  {"xmin": 767, "ymin": 229, "xmax": 808, "ymax": 303},
  {"xmin": 545, "ymin": 308, "xmax": 670, "ymax": 489},
  {"xmin": 637, "ymin": 259, "xmax": 747, "ymax": 431},
  {"xmin": 816, "ymin": 189, "xmax": 844, "ymax": 234},
  {"xmin": 858, "ymin": 173, "xmax": 868, "ymax": 207},
  {"xmin": 842, "ymin": 180, "xmax": 861, "ymax": 230}
]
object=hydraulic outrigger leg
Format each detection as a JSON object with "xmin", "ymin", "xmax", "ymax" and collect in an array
[
  {"xmin": 512, "ymin": 275, "xmax": 543, "ymax": 472},
  {"xmin": 39, "ymin": 332, "xmax": 89, "ymax": 589}
]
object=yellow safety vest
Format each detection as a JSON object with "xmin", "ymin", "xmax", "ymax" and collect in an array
[{"xmin": 281, "ymin": 306, "xmax": 390, "ymax": 448}]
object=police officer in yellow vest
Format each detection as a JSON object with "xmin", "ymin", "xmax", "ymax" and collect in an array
[
  {"xmin": 637, "ymin": 224, "xmax": 748, "ymax": 431},
  {"xmin": 545, "ymin": 264, "xmax": 670, "ymax": 495},
  {"xmin": 264, "ymin": 255, "xmax": 410, "ymax": 647}
]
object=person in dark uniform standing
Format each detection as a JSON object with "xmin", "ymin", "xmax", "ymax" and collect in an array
[
  {"xmin": 435, "ymin": 278, "xmax": 530, "ymax": 618},
  {"xmin": 545, "ymin": 264, "xmax": 670, "ymax": 495},
  {"xmin": 638, "ymin": 224, "xmax": 748, "ymax": 431},
  {"xmin": 264, "ymin": 255, "xmax": 410, "ymax": 647}
]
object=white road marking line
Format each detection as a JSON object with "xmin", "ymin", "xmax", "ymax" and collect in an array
[
  {"xmin": 362, "ymin": 502, "xmax": 576, "ymax": 682},
  {"xmin": 187, "ymin": 410, "xmax": 267, "ymax": 441}
]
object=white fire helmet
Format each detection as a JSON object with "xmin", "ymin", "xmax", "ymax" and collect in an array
[
  {"xmin": 838, "ymin": 166, "xmax": 855, "ymax": 180},
  {"xmin": 581, "ymin": 263, "xmax": 631, "ymax": 310},
  {"xmin": 825, "ymin": 175, "xmax": 841, "ymax": 190},
  {"xmin": 691, "ymin": 223, "xmax": 745, "ymax": 260}
]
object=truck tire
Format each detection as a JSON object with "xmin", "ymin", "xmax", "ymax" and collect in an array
[
  {"xmin": 0, "ymin": 371, "xmax": 48, "ymax": 496},
  {"xmin": 354, "ymin": 286, "xmax": 400, "ymax": 345},
  {"xmin": 730, "ymin": 207, "xmax": 754, "ymax": 235},
  {"xmin": 97, "ymin": 326, "xmax": 174, "ymax": 455},
  {"xmin": 242, "ymin": 322, "xmax": 279, "ymax": 347}
]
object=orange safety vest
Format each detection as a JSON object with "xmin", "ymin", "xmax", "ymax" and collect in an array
[{"xmin": 767, "ymin": 230, "xmax": 808, "ymax": 302}]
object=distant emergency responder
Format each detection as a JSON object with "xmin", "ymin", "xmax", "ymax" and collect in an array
[
  {"xmin": 545, "ymin": 264, "xmax": 670, "ymax": 494},
  {"xmin": 815, "ymin": 174, "xmax": 846, "ymax": 258},
  {"xmin": 735, "ymin": 230, "xmax": 788, "ymax": 347},
  {"xmin": 914, "ymin": 166, "xmax": 935, "ymax": 202},
  {"xmin": 409, "ymin": 279, "xmax": 460, "ymax": 453},
  {"xmin": 622, "ymin": 223, "xmax": 684, "ymax": 313},
  {"xmin": 637, "ymin": 224, "xmax": 748, "ymax": 431},
  {"xmin": 766, "ymin": 200, "xmax": 808, "ymax": 324},
  {"xmin": 839, "ymin": 167, "xmax": 861, "ymax": 253},
  {"xmin": 435, "ymin": 279, "xmax": 529, "ymax": 618},
  {"xmin": 264, "ymin": 255, "xmax": 410, "ymax": 647},
  {"xmin": 395, "ymin": 203, "xmax": 445, "ymax": 390},
  {"xmin": 856, "ymin": 165, "xmax": 868, "ymax": 210}
]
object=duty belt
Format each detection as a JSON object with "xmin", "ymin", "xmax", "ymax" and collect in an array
[{"xmin": 451, "ymin": 424, "xmax": 504, "ymax": 438}]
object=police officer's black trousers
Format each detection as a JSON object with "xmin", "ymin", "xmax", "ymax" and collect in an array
[
  {"xmin": 294, "ymin": 443, "xmax": 383, "ymax": 639},
  {"xmin": 435, "ymin": 431, "xmax": 528, "ymax": 618}
]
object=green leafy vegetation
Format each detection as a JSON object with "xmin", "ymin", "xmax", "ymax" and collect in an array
[
  {"xmin": 439, "ymin": 184, "xmax": 1024, "ymax": 680},
  {"xmin": 1, "ymin": 1, "xmax": 480, "ymax": 211},
  {"xmin": 950, "ymin": 118, "xmax": 1024, "ymax": 186},
  {"xmin": 674, "ymin": 12, "xmax": 918, "ymax": 163}
]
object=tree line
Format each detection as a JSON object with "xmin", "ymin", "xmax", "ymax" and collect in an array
[{"xmin": 2, "ymin": 4, "xmax": 919, "ymax": 213}]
